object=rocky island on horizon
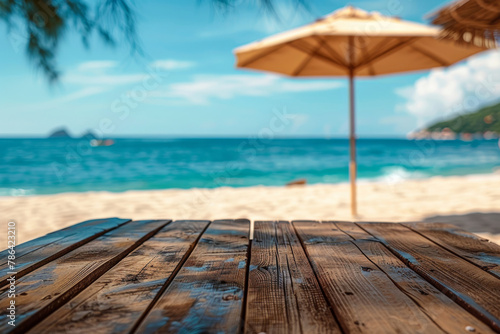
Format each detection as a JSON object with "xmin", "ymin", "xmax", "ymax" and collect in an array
[
  {"xmin": 47, "ymin": 127, "xmax": 72, "ymax": 138},
  {"xmin": 47, "ymin": 128, "xmax": 103, "ymax": 139}
]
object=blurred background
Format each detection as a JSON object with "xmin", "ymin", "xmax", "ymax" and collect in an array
[{"xmin": 0, "ymin": 0, "xmax": 499, "ymax": 245}]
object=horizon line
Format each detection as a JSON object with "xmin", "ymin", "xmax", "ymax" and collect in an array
[{"xmin": 0, "ymin": 135, "xmax": 410, "ymax": 140}]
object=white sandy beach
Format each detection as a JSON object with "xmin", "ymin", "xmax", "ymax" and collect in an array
[{"xmin": 1, "ymin": 173, "xmax": 499, "ymax": 246}]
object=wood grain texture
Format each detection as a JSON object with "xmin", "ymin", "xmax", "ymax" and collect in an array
[
  {"xmin": 3, "ymin": 218, "xmax": 499, "ymax": 333},
  {"xmin": 336, "ymin": 222, "xmax": 495, "ymax": 334},
  {"xmin": 28, "ymin": 220, "xmax": 209, "ymax": 334},
  {"xmin": 0, "ymin": 220, "xmax": 169, "ymax": 334},
  {"xmin": 404, "ymin": 222, "xmax": 500, "ymax": 279},
  {"xmin": 335, "ymin": 221, "xmax": 378, "ymax": 241},
  {"xmin": 360, "ymin": 222, "xmax": 500, "ymax": 332},
  {"xmin": 135, "ymin": 219, "xmax": 250, "ymax": 334},
  {"xmin": 244, "ymin": 221, "xmax": 340, "ymax": 334},
  {"xmin": 0, "ymin": 218, "xmax": 130, "ymax": 287},
  {"xmin": 293, "ymin": 220, "xmax": 445, "ymax": 334}
]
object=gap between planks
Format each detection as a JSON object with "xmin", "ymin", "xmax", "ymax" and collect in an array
[
  {"xmin": 5, "ymin": 219, "xmax": 498, "ymax": 334},
  {"xmin": 128, "ymin": 220, "xmax": 212, "ymax": 333},
  {"xmin": 0, "ymin": 218, "xmax": 131, "ymax": 288},
  {"xmin": 401, "ymin": 223, "xmax": 500, "ymax": 279},
  {"xmin": 355, "ymin": 222, "xmax": 500, "ymax": 332},
  {"xmin": 0, "ymin": 220, "xmax": 170, "ymax": 334},
  {"xmin": 289, "ymin": 221, "xmax": 345, "ymax": 333},
  {"xmin": 241, "ymin": 228, "xmax": 253, "ymax": 334},
  {"xmin": 293, "ymin": 221, "xmax": 444, "ymax": 333},
  {"xmin": 335, "ymin": 221, "xmax": 495, "ymax": 334},
  {"xmin": 133, "ymin": 219, "xmax": 251, "ymax": 333}
]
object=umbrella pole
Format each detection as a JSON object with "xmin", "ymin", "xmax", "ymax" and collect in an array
[{"xmin": 349, "ymin": 68, "xmax": 357, "ymax": 217}]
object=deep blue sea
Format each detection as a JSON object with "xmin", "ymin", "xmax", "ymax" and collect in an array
[{"xmin": 0, "ymin": 138, "xmax": 499, "ymax": 196}]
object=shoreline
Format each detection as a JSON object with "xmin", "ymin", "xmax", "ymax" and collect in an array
[
  {"xmin": 1, "ymin": 172, "xmax": 499, "ymax": 246},
  {"xmin": 2, "ymin": 170, "xmax": 499, "ymax": 199}
]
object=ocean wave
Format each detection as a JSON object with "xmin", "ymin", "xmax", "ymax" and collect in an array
[
  {"xmin": 0, "ymin": 188, "xmax": 35, "ymax": 196},
  {"xmin": 0, "ymin": 138, "xmax": 498, "ymax": 194},
  {"xmin": 374, "ymin": 167, "xmax": 426, "ymax": 184}
]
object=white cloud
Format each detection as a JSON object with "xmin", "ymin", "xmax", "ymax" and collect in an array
[
  {"xmin": 397, "ymin": 50, "xmax": 500, "ymax": 127},
  {"xmin": 64, "ymin": 60, "xmax": 148, "ymax": 86},
  {"xmin": 148, "ymin": 74, "xmax": 343, "ymax": 105},
  {"xmin": 150, "ymin": 59, "xmax": 196, "ymax": 71},
  {"xmin": 64, "ymin": 59, "xmax": 193, "ymax": 87},
  {"xmin": 14, "ymin": 60, "xmax": 172, "ymax": 113},
  {"xmin": 54, "ymin": 87, "xmax": 108, "ymax": 103},
  {"xmin": 24, "ymin": 61, "xmax": 151, "ymax": 108}
]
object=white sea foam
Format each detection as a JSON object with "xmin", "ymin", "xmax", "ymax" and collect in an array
[
  {"xmin": 375, "ymin": 166, "xmax": 426, "ymax": 185},
  {"xmin": 0, "ymin": 188, "xmax": 35, "ymax": 197}
]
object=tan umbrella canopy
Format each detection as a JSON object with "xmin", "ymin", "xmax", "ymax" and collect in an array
[
  {"xmin": 431, "ymin": 0, "xmax": 500, "ymax": 48},
  {"xmin": 234, "ymin": 6, "xmax": 491, "ymax": 217}
]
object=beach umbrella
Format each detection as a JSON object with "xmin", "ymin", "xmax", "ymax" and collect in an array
[
  {"xmin": 431, "ymin": 0, "xmax": 500, "ymax": 48},
  {"xmin": 233, "ymin": 6, "xmax": 491, "ymax": 217}
]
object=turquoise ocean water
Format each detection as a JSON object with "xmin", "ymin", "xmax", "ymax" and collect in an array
[{"xmin": 0, "ymin": 138, "xmax": 499, "ymax": 196}]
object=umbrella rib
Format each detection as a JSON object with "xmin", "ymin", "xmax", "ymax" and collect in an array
[
  {"xmin": 355, "ymin": 37, "xmax": 416, "ymax": 72},
  {"xmin": 289, "ymin": 41, "xmax": 346, "ymax": 71},
  {"xmin": 289, "ymin": 39, "xmax": 317, "ymax": 54},
  {"xmin": 410, "ymin": 45, "xmax": 450, "ymax": 67},
  {"xmin": 291, "ymin": 39, "xmax": 327, "ymax": 76},
  {"xmin": 237, "ymin": 43, "xmax": 288, "ymax": 68},
  {"xmin": 314, "ymin": 36, "xmax": 349, "ymax": 68},
  {"xmin": 361, "ymin": 37, "xmax": 399, "ymax": 64},
  {"xmin": 357, "ymin": 37, "xmax": 376, "ymax": 76}
]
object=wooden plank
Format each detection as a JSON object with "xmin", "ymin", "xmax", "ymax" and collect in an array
[
  {"xmin": 334, "ymin": 221, "xmax": 378, "ymax": 241},
  {"xmin": 244, "ymin": 221, "xmax": 340, "ymax": 334},
  {"xmin": 27, "ymin": 220, "xmax": 209, "ymax": 334},
  {"xmin": 0, "ymin": 217, "xmax": 129, "ymax": 264},
  {"xmin": 0, "ymin": 219, "xmax": 169, "ymax": 334},
  {"xmin": 293, "ymin": 220, "xmax": 445, "ymax": 333},
  {"xmin": 335, "ymin": 222, "xmax": 495, "ymax": 334},
  {"xmin": 360, "ymin": 222, "xmax": 500, "ymax": 332},
  {"xmin": 0, "ymin": 217, "xmax": 130, "ymax": 287},
  {"xmin": 135, "ymin": 219, "xmax": 250, "ymax": 333},
  {"xmin": 404, "ymin": 222, "xmax": 500, "ymax": 278}
]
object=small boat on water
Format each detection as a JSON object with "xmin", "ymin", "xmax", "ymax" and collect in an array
[{"xmin": 90, "ymin": 139, "xmax": 115, "ymax": 147}]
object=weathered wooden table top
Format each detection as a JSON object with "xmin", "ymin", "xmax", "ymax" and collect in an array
[{"xmin": 1, "ymin": 218, "xmax": 500, "ymax": 333}]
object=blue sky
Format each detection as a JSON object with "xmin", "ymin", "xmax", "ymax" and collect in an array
[{"xmin": 1, "ymin": 0, "xmax": 498, "ymax": 138}]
